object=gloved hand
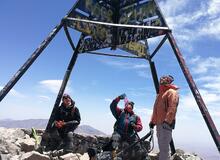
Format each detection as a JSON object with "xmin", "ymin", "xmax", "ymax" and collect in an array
[
  {"xmin": 149, "ymin": 122, "xmax": 155, "ymax": 129},
  {"xmin": 72, "ymin": 120, "xmax": 79, "ymax": 124},
  {"xmin": 130, "ymin": 122, "xmax": 136, "ymax": 129},
  {"xmin": 118, "ymin": 93, "xmax": 126, "ymax": 99},
  {"xmin": 162, "ymin": 121, "xmax": 172, "ymax": 131},
  {"xmin": 55, "ymin": 120, "xmax": 65, "ymax": 128}
]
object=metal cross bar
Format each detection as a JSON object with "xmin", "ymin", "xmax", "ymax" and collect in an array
[
  {"xmin": 150, "ymin": 35, "xmax": 168, "ymax": 59},
  {"xmin": 65, "ymin": 17, "xmax": 171, "ymax": 31},
  {"xmin": 63, "ymin": 24, "xmax": 76, "ymax": 51},
  {"xmin": 83, "ymin": 51, "xmax": 145, "ymax": 59}
]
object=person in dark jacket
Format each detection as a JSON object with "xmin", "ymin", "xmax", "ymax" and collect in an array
[
  {"xmin": 51, "ymin": 93, "xmax": 81, "ymax": 152},
  {"xmin": 107, "ymin": 94, "xmax": 148, "ymax": 160}
]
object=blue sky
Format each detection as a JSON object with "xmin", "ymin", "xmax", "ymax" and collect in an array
[{"xmin": 0, "ymin": 0, "xmax": 220, "ymax": 159}]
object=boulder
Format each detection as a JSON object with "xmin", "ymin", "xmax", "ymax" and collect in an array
[
  {"xmin": 0, "ymin": 128, "xmax": 204, "ymax": 160},
  {"xmin": 0, "ymin": 154, "xmax": 11, "ymax": 160},
  {"xmin": 60, "ymin": 153, "xmax": 81, "ymax": 160},
  {"xmin": 21, "ymin": 151, "xmax": 50, "ymax": 160},
  {"xmin": 80, "ymin": 153, "xmax": 90, "ymax": 160},
  {"xmin": 19, "ymin": 138, "xmax": 36, "ymax": 152}
]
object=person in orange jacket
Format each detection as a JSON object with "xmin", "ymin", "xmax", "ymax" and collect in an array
[{"xmin": 149, "ymin": 75, "xmax": 179, "ymax": 160}]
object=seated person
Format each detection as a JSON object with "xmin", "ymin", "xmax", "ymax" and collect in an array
[
  {"xmin": 104, "ymin": 94, "xmax": 148, "ymax": 160},
  {"xmin": 50, "ymin": 93, "xmax": 81, "ymax": 152}
]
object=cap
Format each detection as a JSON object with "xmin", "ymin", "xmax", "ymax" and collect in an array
[
  {"xmin": 128, "ymin": 101, "xmax": 135, "ymax": 108},
  {"xmin": 62, "ymin": 93, "xmax": 71, "ymax": 99},
  {"xmin": 160, "ymin": 75, "xmax": 174, "ymax": 85}
]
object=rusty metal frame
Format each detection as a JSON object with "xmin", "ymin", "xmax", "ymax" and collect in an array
[{"xmin": 0, "ymin": 0, "xmax": 219, "ymax": 153}]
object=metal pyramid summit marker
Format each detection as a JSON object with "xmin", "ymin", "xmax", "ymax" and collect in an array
[
  {"xmin": 65, "ymin": 0, "xmax": 168, "ymax": 54},
  {"xmin": 0, "ymin": 0, "xmax": 219, "ymax": 153}
]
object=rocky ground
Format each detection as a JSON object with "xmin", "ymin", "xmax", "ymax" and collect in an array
[{"xmin": 0, "ymin": 127, "xmax": 202, "ymax": 160}]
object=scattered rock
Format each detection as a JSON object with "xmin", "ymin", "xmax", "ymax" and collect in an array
[
  {"xmin": 60, "ymin": 153, "xmax": 80, "ymax": 160},
  {"xmin": 0, "ymin": 154, "xmax": 10, "ymax": 160},
  {"xmin": 80, "ymin": 153, "xmax": 90, "ymax": 160},
  {"xmin": 19, "ymin": 138, "xmax": 36, "ymax": 152},
  {"xmin": 21, "ymin": 151, "xmax": 50, "ymax": 160},
  {"xmin": 0, "ymin": 127, "xmax": 203, "ymax": 160}
]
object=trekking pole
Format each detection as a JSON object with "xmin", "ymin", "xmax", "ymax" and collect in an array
[
  {"xmin": 170, "ymin": 138, "xmax": 176, "ymax": 155},
  {"xmin": 116, "ymin": 130, "xmax": 153, "ymax": 156},
  {"xmin": 134, "ymin": 130, "xmax": 150, "ymax": 153}
]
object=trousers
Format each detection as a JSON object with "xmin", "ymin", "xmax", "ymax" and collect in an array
[{"xmin": 156, "ymin": 124, "xmax": 172, "ymax": 160}]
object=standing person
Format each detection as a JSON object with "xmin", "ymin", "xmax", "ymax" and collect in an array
[
  {"xmin": 109, "ymin": 94, "xmax": 148, "ymax": 160},
  {"xmin": 51, "ymin": 93, "xmax": 81, "ymax": 152},
  {"xmin": 149, "ymin": 75, "xmax": 179, "ymax": 160}
]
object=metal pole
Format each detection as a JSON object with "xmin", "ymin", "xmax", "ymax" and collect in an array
[
  {"xmin": 0, "ymin": 22, "xmax": 63, "ymax": 102},
  {"xmin": 148, "ymin": 60, "xmax": 159, "ymax": 94},
  {"xmin": 65, "ymin": 17, "xmax": 171, "ymax": 31},
  {"xmin": 63, "ymin": 24, "xmax": 76, "ymax": 51},
  {"xmin": 150, "ymin": 35, "xmax": 168, "ymax": 59},
  {"xmin": 45, "ymin": 34, "xmax": 84, "ymax": 131},
  {"xmin": 167, "ymin": 32, "xmax": 220, "ymax": 152},
  {"xmin": 85, "ymin": 51, "xmax": 144, "ymax": 59}
]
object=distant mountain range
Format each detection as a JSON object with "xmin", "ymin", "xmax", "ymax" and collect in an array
[{"xmin": 0, "ymin": 119, "xmax": 107, "ymax": 136}]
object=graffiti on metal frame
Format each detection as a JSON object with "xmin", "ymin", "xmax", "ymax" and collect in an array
[
  {"xmin": 117, "ymin": 0, "xmax": 166, "ymax": 45},
  {"xmin": 119, "ymin": 1, "xmax": 159, "ymax": 24},
  {"xmin": 118, "ymin": 41, "xmax": 148, "ymax": 57},
  {"xmin": 78, "ymin": 36, "xmax": 112, "ymax": 53},
  {"xmin": 119, "ymin": 0, "xmax": 139, "ymax": 7},
  {"xmin": 118, "ymin": 21, "xmax": 165, "ymax": 45},
  {"xmin": 75, "ymin": 0, "xmax": 114, "ymax": 22},
  {"xmin": 66, "ymin": 0, "xmax": 167, "ymax": 52},
  {"xmin": 67, "ymin": 0, "xmax": 114, "ymax": 52}
]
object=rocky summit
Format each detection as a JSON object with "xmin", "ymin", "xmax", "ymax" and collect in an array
[{"xmin": 0, "ymin": 127, "xmax": 202, "ymax": 160}]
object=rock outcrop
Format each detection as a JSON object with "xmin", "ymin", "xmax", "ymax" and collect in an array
[{"xmin": 0, "ymin": 127, "xmax": 203, "ymax": 160}]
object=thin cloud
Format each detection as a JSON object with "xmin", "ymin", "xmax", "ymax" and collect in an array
[
  {"xmin": 39, "ymin": 80, "xmax": 72, "ymax": 94},
  {"xmin": 179, "ymin": 89, "xmax": 220, "ymax": 114},
  {"xmin": 181, "ymin": 55, "xmax": 220, "ymax": 120},
  {"xmin": 189, "ymin": 56, "xmax": 220, "ymax": 74},
  {"xmin": 133, "ymin": 64, "xmax": 148, "ymax": 69},
  {"xmin": 179, "ymin": 92, "xmax": 197, "ymax": 111},
  {"xmin": 127, "ymin": 87, "xmax": 150, "ymax": 97},
  {"xmin": 136, "ymin": 71, "xmax": 149, "ymax": 79},
  {"xmin": 189, "ymin": 56, "xmax": 220, "ymax": 93},
  {"xmin": 210, "ymin": 111, "xmax": 220, "ymax": 117},
  {"xmin": 99, "ymin": 59, "xmax": 149, "ymax": 78},
  {"xmin": 99, "ymin": 59, "xmax": 148, "ymax": 70},
  {"xmin": 104, "ymin": 98, "xmax": 112, "ymax": 103},
  {"xmin": 134, "ymin": 107, "xmax": 153, "ymax": 116},
  {"xmin": 38, "ymin": 95, "xmax": 50, "ymax": 101},
  {"xmin": 207, "ymin": 0, "xmax": 220, "ymax": 17},
  {"xmin": 159, "ymin": 0, "xmax": 220, "ymax": 47}
]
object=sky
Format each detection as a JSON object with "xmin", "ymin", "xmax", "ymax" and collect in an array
[{"xmin": 0, "ymin": 0, "xmax": 220, "ymax": 159}]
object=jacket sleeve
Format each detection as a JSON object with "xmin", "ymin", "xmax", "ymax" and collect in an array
[
  {"xmin": 165, "ymin": 90, "xmax": 179, "ymax": 124},
  {"xmin": 134, "ymin": 116, "xmax": 143, "ymax": 132},
  {"xmin": 65, "ymin": 107, "xmax": 81, "ymax": 128},
  {"xmin": 74, "ymin": 107, "xmax": 81, "ymax": 124},
  {"xmin": 150, "ymin": 95, "xmax": 159, "ymax": 124},
  {"xmin": 110, "ymin": 97, "xmax": 122, "ymax": 119}
]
